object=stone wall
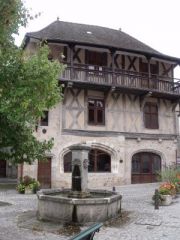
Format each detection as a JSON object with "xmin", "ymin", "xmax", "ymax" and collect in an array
[{"xmin": 23, "ymin": 131, "xmax": 177, "ymax": 188}]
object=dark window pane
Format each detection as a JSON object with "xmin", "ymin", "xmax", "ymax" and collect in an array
[
  {"xmin": 64, "ymin": 152, "xmax": 72, "ymax": 172},
  {"xmin": 151, "ymin": 115, "xmax": 158, "ymax": 129},
  {"xmin": 40, "ymin": 111, "xmax": 49, "ymax": 126},
  {"xmin": 132, "ymin": 159, "xmax": 140, "ymax": 173},
  {"xmin": 88, "ymin": 149, "xmax": 111, "ymax": 172},
  {"xmin": 88, "ymin": 99, "xmax": 105, "ymax": 125},
  {"xmin": 63, "ymin": 46, "xmax": 67, "ymax": 62},
  {"xmin": 88, "ymin": 153, "xmax": 95, "ymax": 172},
  {"xmin": 88, "ymin": 109, "xmax": 95, "ymax": 123},
  {"xmin": 97, "ymin": 109, "xmax": 103, "ymax": 124},
  {"xmin": 143, "ymin": 103, "xmax": 158, "ymax": 129},
  {"xmin": 144, "ymin": 114, "xmax": 151, "ymax": 128},
  {"xmin": 85, "ymin": 50, "xmax": 107, "ymax": 66},
  {"xmin": 152, "ymin": 156, "xmax": 161, "ymax": 173},
  {"xmin": 97, "ymin": 154, "xmax": 111, "ymax": 172},
  {"xmin": 142, "ymin": 155, "xmax": 151, "ymax": 173}
]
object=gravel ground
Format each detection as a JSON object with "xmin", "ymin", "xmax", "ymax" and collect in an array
[{"xmin": 0, "ymin": 183, "xmax": 180, "ymax": 240}]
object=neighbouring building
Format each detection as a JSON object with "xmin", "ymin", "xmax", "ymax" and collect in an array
[
  {"xmin": 19, "ymin": 20, "xmax": 180, "ymax": 188},
  {"xmin": 0, "ymin": 160, "xmax": 17, "ymax": 179}
]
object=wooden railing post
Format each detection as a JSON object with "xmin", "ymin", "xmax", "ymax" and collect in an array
[
  {"xmin": 111, "ymin": 49, "xmax": 116, "ymax": 86},
  {"xmin": 147, "ymin": 56, "xmax": 151, "ymax": 88},
  {"xmin": 69, "ymin": 44, "xmax": 74, "ymax": 80}
]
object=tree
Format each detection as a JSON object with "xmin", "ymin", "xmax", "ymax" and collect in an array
[{"xmin": 0, "ymin": 0, "xmax": 64, "ymax": 164}]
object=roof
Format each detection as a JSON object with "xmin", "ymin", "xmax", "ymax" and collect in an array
[{"xmin": 25, "ymin": 20, "xmax": 180, "ymax": 63}]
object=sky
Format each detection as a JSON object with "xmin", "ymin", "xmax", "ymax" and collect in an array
[{"xmin": 17, "ymin": 0, "xmax": 180, "ymax": 77}]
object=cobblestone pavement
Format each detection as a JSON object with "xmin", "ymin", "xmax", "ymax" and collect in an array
[{"xmin": 0, "ymin": 183, "xmax": 180, "ymax": 240}]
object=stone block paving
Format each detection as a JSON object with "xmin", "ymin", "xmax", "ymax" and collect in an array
[{"xmin": 1, "ymin": 183, "xmax": 180, "ymax": 239}]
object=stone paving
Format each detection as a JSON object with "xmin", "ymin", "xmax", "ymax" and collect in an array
[{"xmin": 0, "ymin": 183, "xmax": 180, "ymax": 240}]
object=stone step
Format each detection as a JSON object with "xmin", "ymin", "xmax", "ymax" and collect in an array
[{"xmin": 0, "ymin": 178, "xmax": 17, "ymax": 189}]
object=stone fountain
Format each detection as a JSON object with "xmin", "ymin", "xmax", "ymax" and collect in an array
[{"xmin": 37, "ymin": 144, "xmax": 122, "ymax": 224}]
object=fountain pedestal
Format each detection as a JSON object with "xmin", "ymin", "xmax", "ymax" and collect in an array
[{"xmin": 68, "ymin": 144, "xmax": 91, "ymax": 198}]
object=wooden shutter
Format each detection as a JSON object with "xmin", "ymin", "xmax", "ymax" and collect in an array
[
  {"xmin": 38, "ymin": 158, "xmax": 51, "ymax": 188},
  {"xmin": 144, "ymin": 102, "xmax": 158, "ymax": 129}
]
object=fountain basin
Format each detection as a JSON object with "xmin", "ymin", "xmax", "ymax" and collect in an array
[{"xmin": 37, "ymin": 189, "xmax": 122, "ymax": 223}]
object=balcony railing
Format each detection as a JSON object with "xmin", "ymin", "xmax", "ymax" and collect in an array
[{"xmin": 60, "ymin": 63, "xmax": 180, "ymax": 96}]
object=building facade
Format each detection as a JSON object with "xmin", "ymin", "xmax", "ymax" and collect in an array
[{"xmin": 21, "ymin": 20, "xmax": 180, "ymax": 188}]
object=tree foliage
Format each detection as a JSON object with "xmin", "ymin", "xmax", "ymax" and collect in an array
[{"xmin": 0, "ymin": 0, "xmax": 64, "ymax": 164}]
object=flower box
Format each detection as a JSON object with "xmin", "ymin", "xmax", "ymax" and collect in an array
[{"xmin": 160, "ymin": 194, "xmax": 172, "ymax": 206}]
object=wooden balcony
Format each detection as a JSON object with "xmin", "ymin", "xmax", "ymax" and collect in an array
[{"xmin": 60, "ymin": 64, "xmax": 180, "ymax": 99}]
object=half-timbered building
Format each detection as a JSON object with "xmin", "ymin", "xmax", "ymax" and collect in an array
[{"xmin": 20, "ymin": 20, "xmax": 180, "ymax": 188}]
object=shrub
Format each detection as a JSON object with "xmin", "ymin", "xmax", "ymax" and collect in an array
[
  {"xmin": 158, "ymin": 164, "xmax": 179, "ymax": 184},
  {"xmin": 17, "ymin": 175, "xmax": 40, "ymax": 194},
  {"xmin": 17, "ymin": 183, "xmax": 25, "ymax": 194},
  {"xmin": 159, "ymin": 182, "xmax": 176, "ymax": 195}
]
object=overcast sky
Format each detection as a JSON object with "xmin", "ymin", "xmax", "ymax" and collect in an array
[{"xmin": 17, "ymin": 0, "xmax": 180, "ymax": 76}]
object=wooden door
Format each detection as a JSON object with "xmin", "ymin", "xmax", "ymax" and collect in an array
[
  {"xmin": 132, "ymin": 152, "xmax": 161, "ymax": 184},
  {"xmin": 38, "ymin": 158, "xmax": 51, "ymax": 188},
  {"xmin": 0, "ymin": 160, "xmax": 6, "ymax": 177}
]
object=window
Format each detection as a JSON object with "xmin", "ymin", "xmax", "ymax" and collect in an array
[
  {"xmin": 88, "ymin": 99, "xmax": 105, "ymax": 125},
  {"xmin": 88, "ymin": 149, "xmax": 111, "ymax": 172},
  {"xmin": 40, "ymin": 111, "xmax": 49, "ymax": 126},
  {"xmin": 64, "ymin": 152, "xmax": 72, "ymax": 172},
  {"xmin": 139, "ymin": 59, "xmax": 159, "ymax": 88},
  {"xmin": 62, "ymin": 46, "xmax": 67, "ymax": 62},
  {"xmin": 63, "ymin": 149, "xmax": 111, "ymax": 173},
  {"xmin": 85, "ymin": 50, "xmax": 107, "ymax": 75},
  {"xmin": 85, "ymin": 50, "xmax": 107, "ymax": 67},
  {"xmin": 143, "ymin": 102, "xmax": 158, "ymax": 129}
]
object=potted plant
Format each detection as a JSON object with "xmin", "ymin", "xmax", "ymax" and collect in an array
[
  {"xmin": 17, "ymin": 183, "xmax": 25, "ymax": 194},
  {"xmin": 158, "ymin": 182, "xmax": 176, "ymax": 205},
  {"xmin": 17, "ymin": 175, "xmax": 40, "ymax": 194},
  {"xmin": 29, "ymin": 179, "xmax": 40, "ymax": 194}
]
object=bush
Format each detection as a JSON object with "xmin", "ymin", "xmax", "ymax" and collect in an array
[
  {"xmin": 16, "ymin": 183, "xmax": 25, "ymax": 194},
  {"xmin": 158, "ymin": 164, "xmax": 179, "ymax": 184},
  {"xmin": 17, "ymin": 175, "xmax": 40, "ymax": 194}
]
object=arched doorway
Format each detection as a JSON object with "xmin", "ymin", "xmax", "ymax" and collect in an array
[{"xmin": 132, "ymin": 152, "xmax": 161, "ymax": 184}]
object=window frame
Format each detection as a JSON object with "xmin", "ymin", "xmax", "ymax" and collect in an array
[
  {"xmin": 88, "ymin": 149, "xmax": 111, "ymax": 173},
  {"xmin": 88, "ymin": 98, "xmax": 105, "ymax": 126},
  {"xmin": 143, "ymin": 102, "xmax": 159, "ymax": 129},
  {"xmin": 63, "ymin": 151, "xmax": 72, "ymax": 173}
]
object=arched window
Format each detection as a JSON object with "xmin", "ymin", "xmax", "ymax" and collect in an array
[
  {"xmin": 89, "ymin": 149, "xmax": 111, "ymax": 172},
  {"xmin": 64, "ymin": 151, "xmax": 72, "ymax": 172},
  {"xmin": 143, "ymin": 102, "xmax": 159, "ymax": 129},
  {"xmin": 63, "ymin": 149, "xmax": 111, "ymax": 173}
]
